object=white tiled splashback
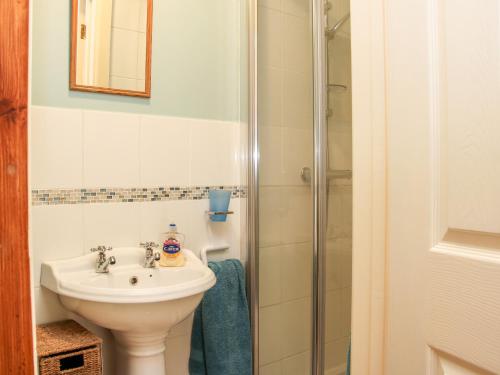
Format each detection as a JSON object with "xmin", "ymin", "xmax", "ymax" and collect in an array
[{"xmin": 30, "ymin": 105, "xmax": 242, "ymax": 375}]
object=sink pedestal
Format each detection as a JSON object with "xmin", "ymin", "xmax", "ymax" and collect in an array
[{"xmin": 114, "ymin": 331, "xmax": 169, "ymax": 375}]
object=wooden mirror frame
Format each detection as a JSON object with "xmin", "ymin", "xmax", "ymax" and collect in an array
[{"xmin": 69, "ymin": 0, "xmax": 153, "ymax": 98}]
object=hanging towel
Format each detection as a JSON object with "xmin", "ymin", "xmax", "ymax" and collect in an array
[
  {"xmin": 189, "ymin": 259, "xmax": 252, "ymax": 375},
  {"xmin": 346, "ymin": 338, "xmax": 351, "ymax": 375}
]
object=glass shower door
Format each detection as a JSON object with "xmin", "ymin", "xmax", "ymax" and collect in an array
[
  {"xmin": 256, "ymin": 0, "xmax": 315, "ymax": 373},
  {"xmin": 324, "ymin": 0, "xmax": 352, "ymax": 373}
]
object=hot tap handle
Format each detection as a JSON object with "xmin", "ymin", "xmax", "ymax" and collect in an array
[
  {"xmin": 140, "ymin": 242, "xmax": 159, "ymax": 249},
  {"xmin": 91, "ymin": 245, "xmax": 113, "ymax": 253}
]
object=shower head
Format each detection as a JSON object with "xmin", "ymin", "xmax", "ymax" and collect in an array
[{"xmin": 326, "ymin": 13, "xmax": 350, "ymax": 39}]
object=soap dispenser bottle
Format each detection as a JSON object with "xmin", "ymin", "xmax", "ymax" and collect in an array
[{"xmin": 159, "ymin": 223, "xmax": 186, "ymax": 267}]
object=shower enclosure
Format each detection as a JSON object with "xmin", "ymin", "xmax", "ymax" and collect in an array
[{"xmin": 248, "ymin": 0, "xmax": 352, "ymax": 374}]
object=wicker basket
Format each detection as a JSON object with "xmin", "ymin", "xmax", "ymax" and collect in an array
[{"xmin": 37, "ymin": 320, "xmax": 102, "ymax": 375}]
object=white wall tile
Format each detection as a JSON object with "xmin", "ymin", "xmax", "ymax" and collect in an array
[
  {"xmin": 186, "ymin": 198, "xmax": 241, "ymax": 259},
  {"xmin": 83, "ymin": 110, "xmax": 141, "ymax": 187},
  {"xmin": 140, "ymin": 115, "xmax": 191, "ymax": 187},
  {"xmin": 30, "ymin": 106, "xmax": 83, "ymax": 189},
  {"xmin": 83, "ymin": 203, "xmax": 141, "ymax": 250},
  {"xmin": 189, "ymin": 120, "xmax": 238, "ymax": 186},
  {"xmin": 139, "ymin": 200, "xmax": 193, "ymax": 246},
  {"xmin": 32, "ymin": 205, "xmax": 84, "ymax": 287},
  {"xmin": 34, "ymin": 286, "xmax": 68, "ymax": 324}
]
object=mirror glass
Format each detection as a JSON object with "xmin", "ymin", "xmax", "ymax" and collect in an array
[{"xmin": 71, "ymin": 0, "xmax": 152, "ymax": 97}]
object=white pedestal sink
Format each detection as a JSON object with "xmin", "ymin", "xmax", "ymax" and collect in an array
[{"xmin": 41, "ymin": 247, "xmax": 216, "ymax": 375}]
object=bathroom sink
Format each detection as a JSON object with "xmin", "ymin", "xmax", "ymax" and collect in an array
[{"xmin": 41, "ymin": 247, "xmax": 216, "ymax": 375}]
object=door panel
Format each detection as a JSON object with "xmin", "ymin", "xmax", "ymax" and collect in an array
[{"xmin": 386, "ymin": 0, "xmax": 500, "ymax": 373}]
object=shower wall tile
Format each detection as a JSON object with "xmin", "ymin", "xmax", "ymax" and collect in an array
[
  {"xmin": 260, "ymin": 304, "xmax": 283, "ymax": 364},
  {"xmin": 259, "ymin": 126, "xmax": 283, "ymax": 185},
  {"xmin": 283, "ymin": 13, "xmax": 311, "ymax": 73},
  {"xmin": 259, "ymin": 187, "xmax": 284, "ymax": 247},
  {"xmin": 30, "ymin": 106, "xmax": 83, "ymax": 189},
  {"xmin": 258, "ymin": 6, "xmax": 283, "ymax": 69},
  {"xmin": 283, "ymin": 70, "xmax": 313, "ymax": 129},
  {"xmin": 259, "ymin": 246, "xmax": 282, "ymax": 307},
  {"xmin": 258, "ymin": 67, "xmax": 283, "ymax": 127},
  {"xmin": 282, "ymin": 350, "xmax": 311, "ymax": 375},
  {"xmin": 282, "ymin": 0, "xmax": 310, "ymax": 18},
  {"xmin": 281, "ymin": 186, "xmax": 313, "ymax": 244},
  {"xmin": 259, "ymin": 0, "xmax": 281, "ymax": 11},
  {"xmin": 281, "ymin": 242, "xmax": 312, "ymax": 301},
  {"xmin": 281, "ymin": 297, "xmax": 312, "ymax": 356},
  {"xmin": 260, "ymin": 361, "xmax": 282, "ymax": 375},
  {"xmin": 282, "ymin": 126, "xmax": 313, "ymax": 185}
]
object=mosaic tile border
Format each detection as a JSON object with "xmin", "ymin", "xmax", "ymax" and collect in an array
[{"xmin": 32, "ymin": 185, "xmax": 247, "ymax": 206}]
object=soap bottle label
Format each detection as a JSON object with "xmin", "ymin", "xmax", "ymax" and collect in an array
[{"xmin": 163, "ymin": 239, "xmax": 180, "ymax": 258}]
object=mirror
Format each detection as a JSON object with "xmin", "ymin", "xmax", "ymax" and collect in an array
[{"xmin": 70, "ymin": 0, "xmax": 153, "ymax": 97}]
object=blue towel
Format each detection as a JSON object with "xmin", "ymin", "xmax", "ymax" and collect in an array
[
  {"xmin": 189, "ymin": 259, "xmax": 252, "ymax": 375},
  {"xmin": 346, "ymin": 338, "xmax": 351, "ymax": 375}
]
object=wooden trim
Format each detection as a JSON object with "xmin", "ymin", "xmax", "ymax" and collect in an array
[
  {"xmin": 351, "ymin": 0, "xmax": 387, "ymax": 373},
  {"xmin": 0, "ymin": 0, "xmax": 34, "ymax": 374},
  {"xmin": 69, "ymin": 0, "xmax": 153, "ymax": 98}
]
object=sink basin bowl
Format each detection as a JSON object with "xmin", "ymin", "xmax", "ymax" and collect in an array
[{"xmin": 41, "ymin": 247, "xmax": 216, "ymax": 375}]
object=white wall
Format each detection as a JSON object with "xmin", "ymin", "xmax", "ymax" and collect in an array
[{"xmin": 30, "ymin": 105, "xmax": 242, "ymax": 375}]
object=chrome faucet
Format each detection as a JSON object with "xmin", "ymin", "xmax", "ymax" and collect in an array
[
  {"xmin": 91, "ymin": 246, "xmax": 116, "ymax": 273},
  {"xmin": 140, "ymin": 242, "xmax": 161, "ymax": 268}
]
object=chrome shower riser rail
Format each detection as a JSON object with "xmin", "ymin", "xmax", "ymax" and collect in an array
[{"xmin": 312, "ymin": 0, "xmax": 328, "ymax": 374}]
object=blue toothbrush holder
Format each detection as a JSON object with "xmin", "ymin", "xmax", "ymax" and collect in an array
[{"xmin": 208, "ymin": 190, "xmax": 233, "ymax": 222}]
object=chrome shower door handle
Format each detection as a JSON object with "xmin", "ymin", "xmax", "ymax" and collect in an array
[{"xmin": 301, "ymin": 167, "xmax": 312, "ymax": 183}]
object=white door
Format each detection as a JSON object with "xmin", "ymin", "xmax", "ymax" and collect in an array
[{"xmin": 384, "ymin": 0, "xmax": 500, "ymax": 374}]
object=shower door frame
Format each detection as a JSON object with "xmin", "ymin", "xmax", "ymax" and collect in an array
[{"xmin": 247, "ymin": 0, "xmax": 388, "ymax": 373}]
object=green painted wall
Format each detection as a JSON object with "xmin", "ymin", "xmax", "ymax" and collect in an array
[{"xmin": 31, "ymin": 0, "xmax": 242, "ymax": 121}]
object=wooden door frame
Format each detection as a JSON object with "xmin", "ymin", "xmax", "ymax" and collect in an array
[
  {"xmin": 0, "ymin": 0, "xmax": 34, "ymax": 374},
  {"xmin": 351, "ymin": 0, "xmax": 387, "ymax": 373}
]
